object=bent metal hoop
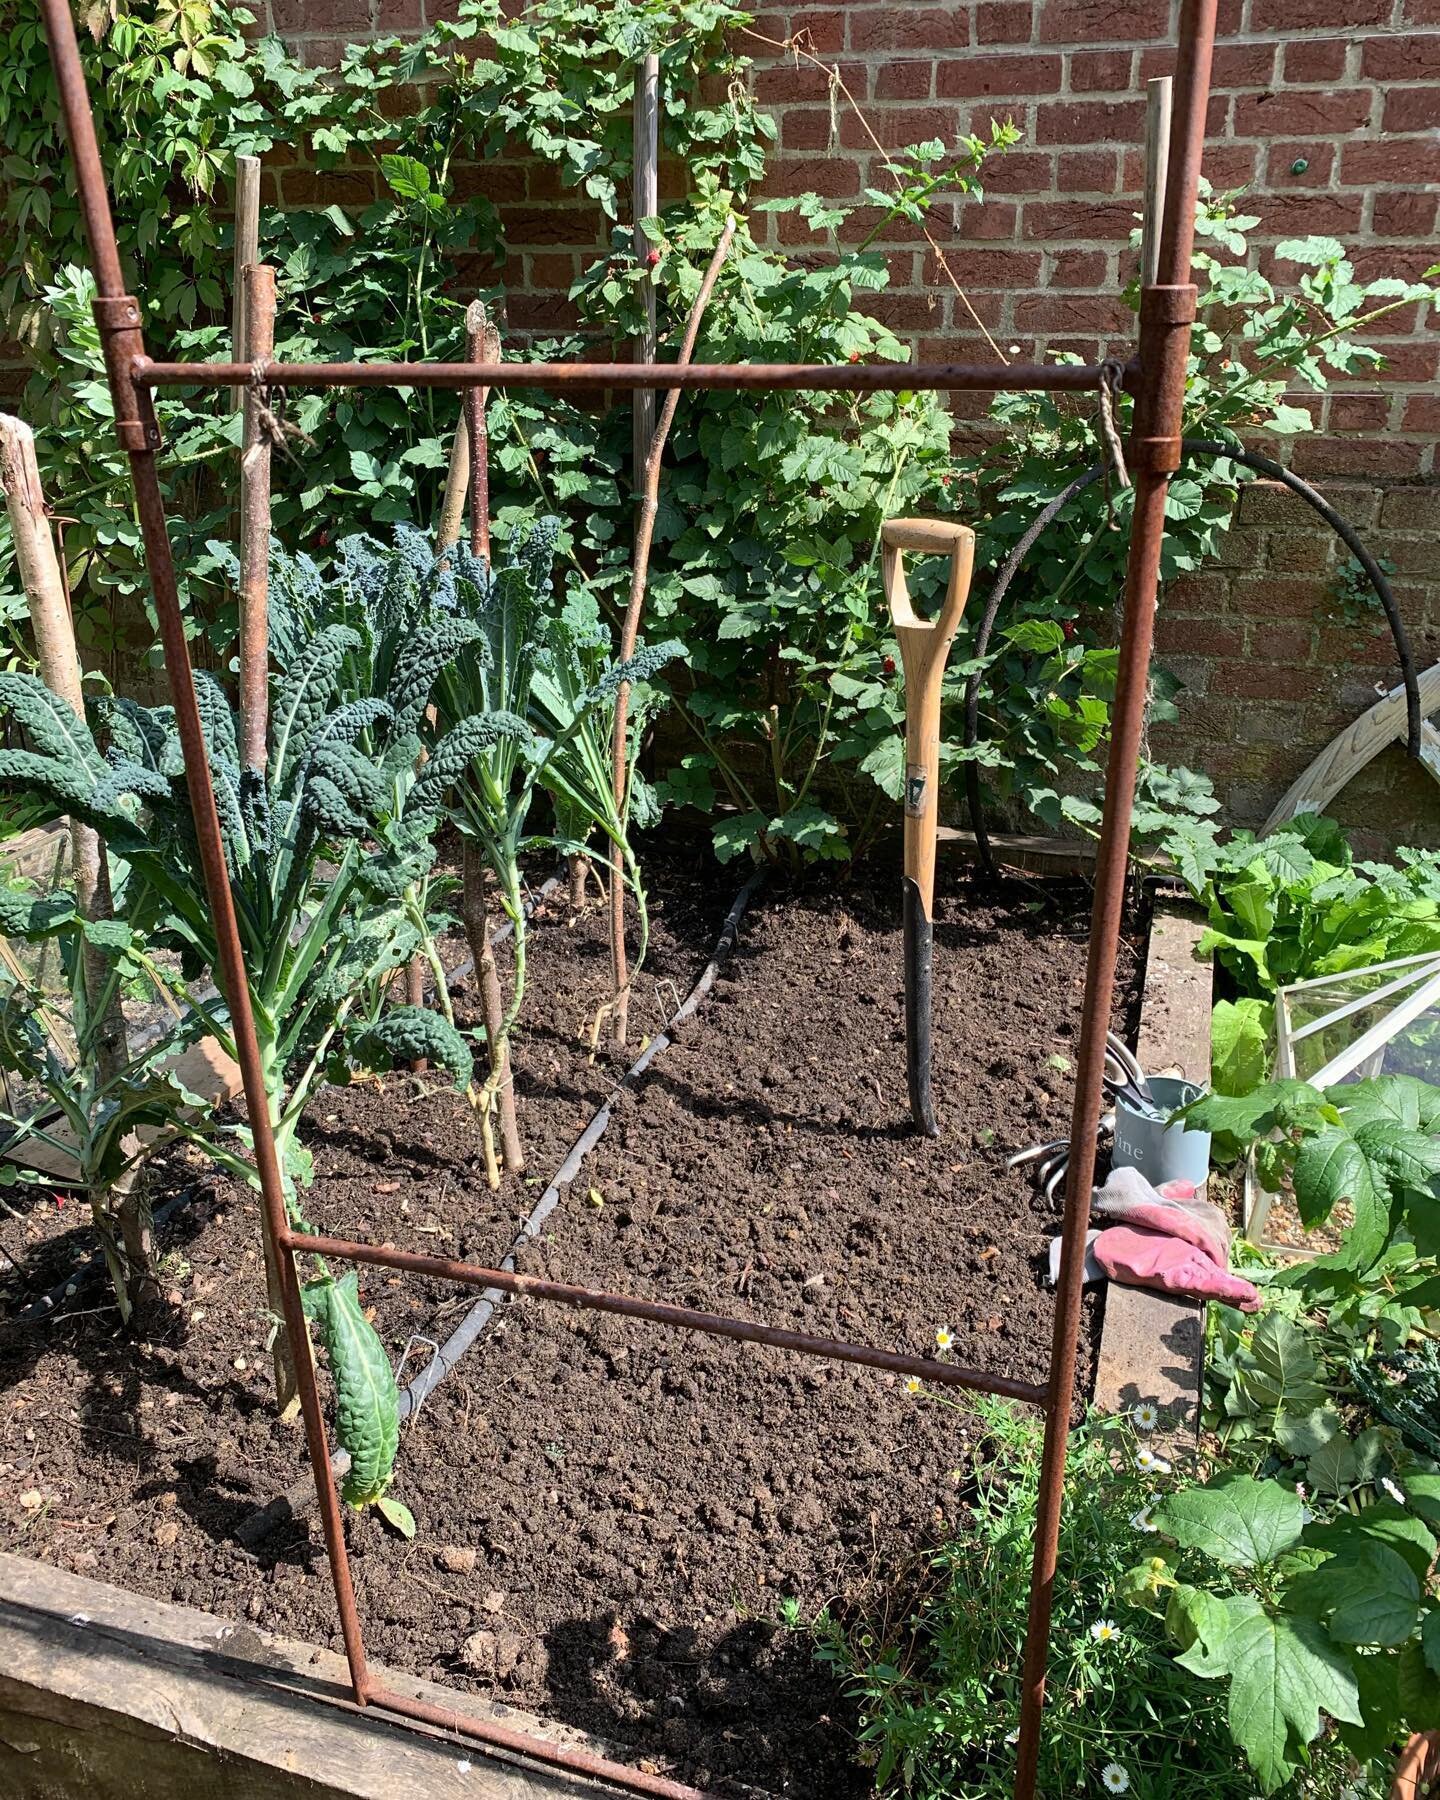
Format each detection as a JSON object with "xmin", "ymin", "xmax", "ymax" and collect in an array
[{"xmin": 35, "ymin": 2, "xmax": 1219, "ymax": 1792}]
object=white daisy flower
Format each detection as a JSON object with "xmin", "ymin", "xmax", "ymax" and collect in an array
[
  {"xmin": 935, "ymin": 1325, "xmax": 955, "ymax": 1352},
  {"xmin": 904, "ymin": 1376, "xmax": 923, "ymax": 1395},
  {"xmin": 1131, "ymin": 1401, "xmax": 1159, "ymax": 1431},
  {"xmin": 1381, "ymin": 1476, "xmax": 1406, "ymax": 1506},
  {"xmin": 1130, "ymin": 1502, "xmax": 1157, "ymax": 1532},
  {"xmin": 1135, "ymin": 1447, "xmax": 1171, "ymax": 1475},
  {"xmin": 1101, "ymin": 1765, "xmax": 1130, "ymax": 1794},
  {"xmin": 1005, "ymin": 1727, "xmax": 1020, "ymax": 1745},
  {"xmin": 1089, "ymin": 1618, "xmax": 1119, "ymax": 1644}
]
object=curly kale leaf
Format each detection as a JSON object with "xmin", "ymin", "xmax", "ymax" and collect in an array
[
  {"xmin": 387, "ymin": 615, "xmax": 482, "ymax": 740},
  {"xmin": 409, "ymin": 711, "xmax": 534, "ymax": 815},
  {"xmin": 0, "ymin": 880, "xmax": 76, "ymax": 940},
  {"xmin": 355, "ymin": 1005, "xmax": 474, "ymax": 1091},
  {"xmin": 101, "ymin": 697, "xmax": 184, "ymax": 775},
  {"xmin": 0, "ymin": 673, "xmax": 106, "ymax": 773},
  {"xmin": 300, "ymin": 1271, "xmax": 400, "ymax": 1507},
  {"xmin": 269, "ymin": 624, "xmax": 361, "ymax": 785}
]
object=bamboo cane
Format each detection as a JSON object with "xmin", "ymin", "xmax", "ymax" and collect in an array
[
  {"xmin": 238, "ymin": 263, "xmax": 275, "ymax": 773},
  {"xmin": 607, "ymin": 217, "xmax": 736, "ymax": 1048}
]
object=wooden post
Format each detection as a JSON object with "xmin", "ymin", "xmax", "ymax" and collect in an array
[
  {"xmin": 631, "ymin": 53, "xmax": 659, "ymax": 490},
  {"xmin": 1141, "ymin": 78, "xmax": 1173, "ymax": 289},
  {"xmin": 435, "ymin": 408, "xmax": 471, "ymax": 553},
  {"xmin": 238, "ymin": 263, "xmax": 275, "ymax": 772},
  {"xmin": 230, "ymin": 155, "xmax": 261, "ymax": 414}
]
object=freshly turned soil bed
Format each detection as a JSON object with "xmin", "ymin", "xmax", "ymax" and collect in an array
[{"xmin": 0, "ymin": 846, "xmax": 1139, "ymax": 1799}]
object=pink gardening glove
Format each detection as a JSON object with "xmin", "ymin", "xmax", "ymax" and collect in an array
[
  {"xmin": 1092, "ymin": 1166, "xmax": 1230, "ymax": 1266},
  {"xmin": 1094, "ymin": 1222, "xmax": 1262, "ymax": 1311}
]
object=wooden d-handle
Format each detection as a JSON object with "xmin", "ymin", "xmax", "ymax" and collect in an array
[{"xmin": 881, "ymin": 517, "xmax": 975, "ymax": 917}]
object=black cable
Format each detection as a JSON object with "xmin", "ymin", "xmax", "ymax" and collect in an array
[{"xmin": 962, "ymin": 440, "xmax": 1424, "ymax": 877}]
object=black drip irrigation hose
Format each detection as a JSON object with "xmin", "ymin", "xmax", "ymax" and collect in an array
[
  {"xmin": 235, "ymin": 863, "xmax": 768, "ymax": 1545},
  {"xmin": 962, "ymin": 441, "xmax": 1424, "ymax": 879},
  {"xmin": 9, "ymin": 873, "xmax": 565, "ymax": 1329}
]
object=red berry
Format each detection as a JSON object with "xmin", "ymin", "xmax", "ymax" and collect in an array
[
  {"xmin": 940, "ymin": 474, "xmax": 952, "ymax": 488},
  {"xmin": 1062, "ymin": 620, "xmax": 1076, "ymax": 641},
  {"xmin": 847, "ymin": 349, "xmax": 860, "ymax": 363},
  {"xmin": 646, "ymin": 249, "xmax": 662, "ymax": 268},
  {"xmin": 883, "ymin": 655, "xmax": 897, "ymax": 675}
]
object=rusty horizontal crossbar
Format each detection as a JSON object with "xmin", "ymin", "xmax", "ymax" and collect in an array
[
  {"xmin": 284, "ymin": 1229, "xmax": 1050, "ymax": 1407},
  {"xmin": 132, "ymin": 356, "xmax": 1132, "ymax": 396}
]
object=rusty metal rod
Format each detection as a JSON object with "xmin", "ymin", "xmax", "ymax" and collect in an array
[
  {"xmin": 1010, "ymin": 4, "xmax": 1218, "ymax": 1797},
  {"xmin": 37, "ymin": 0, "xmax": 373, "ymax": 1706},
  {"xmin": 363, "ymin": 1682, "xmax": 712, "ymax": 1800},
  {"xmin": 133, "ymin": 357, "xmax": 1130, "ymax": 395},
  {"xmin": 282, "ymin": 1231, "xmax": 1050, "ymax": 1407}
]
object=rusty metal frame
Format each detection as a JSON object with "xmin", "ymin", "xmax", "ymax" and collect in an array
[{"xmin": 35, "ymin": 1, "xmax": 1218, "ymax": 1793}]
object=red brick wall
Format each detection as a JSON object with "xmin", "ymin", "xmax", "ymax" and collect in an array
[{"xmin": 259, "ymin": 0, "xmax": 1440, "ymax": 848}]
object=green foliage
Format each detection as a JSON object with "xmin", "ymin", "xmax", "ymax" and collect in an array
[
  {"xmin": 1182, "ymin": 1072, "xmax": 1440, "ymax": 1275},
  {"xmin": 812, "ymin": 1400, "xmax": 1262, "ymax": 1799},
  {"xmin": 954, "ymin": 197, "xmax": 1440, "ymax": 834},
  {"xmin": 355, "ymin": 1006, "xmax": 474, "ymax": 1091},
  {"xmin": 301, "ymin": 1270, "xmax": 401, "ymax": 1509},
  {"xmin": 1141, "ymin": 809, "xmax": 1440, "ymax": 1001},
  {"xmin": 1135, "ymin": 1464, "xmax": 1440, "ymax": 1793}
]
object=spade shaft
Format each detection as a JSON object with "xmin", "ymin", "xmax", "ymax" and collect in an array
[{"xmin": 882, "ymin": 518, "xmax": 976, "ymax": 1135}]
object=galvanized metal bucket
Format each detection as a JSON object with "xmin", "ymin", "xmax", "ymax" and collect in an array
[{"xmin": 1111, "ymin": 1074, "xmax": 1211, "ymax": 1190}]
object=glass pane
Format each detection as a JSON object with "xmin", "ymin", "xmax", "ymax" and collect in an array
[{"xmin": 1281, "ymin": 957, "xmax": 1440, "ymax": 1088}]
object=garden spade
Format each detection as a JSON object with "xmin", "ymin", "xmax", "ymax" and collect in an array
[{"xmin": 882, "ymin": 517, "xmax": 976, "ymax": 1136}]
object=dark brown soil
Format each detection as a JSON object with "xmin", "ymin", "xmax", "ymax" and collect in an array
[{"xmin": 0, "ymin": 848, "xmax": 1138, "ymax": 1798}]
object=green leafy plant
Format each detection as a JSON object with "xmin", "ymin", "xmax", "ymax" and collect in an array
[
  {"xmin": 810, "ymin": 1397, "xmax": 1262, "ymax": 1799},
  {"xmin": 1180, "ymin": 1072, "xmax": 1440, "ymax": 1278},
  {"xmin": 1131, "ymin": 1468, "xmax": 1440, "ymax": 1793},
  {"xmin": 0, "ymin": 868, "xmax": 217, "ymax": 1319}
]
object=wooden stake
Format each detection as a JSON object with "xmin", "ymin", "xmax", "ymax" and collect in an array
[
  {"xmin": 631, "ymin": 52, "xmax": 660, "ymax": 489},
  {"xmin": 608, "ymin": 218, "xmax": 736, "ymax": 1049},
  {"xmin": 238, "ymin": 263, "xmax": 275, "ymax": 773},
  {"xmin": 230, "ymin": 156, "xmax": 261, "ymax": 414},
  {"xmin": 1141, "ymin": 78, "xmax": 1173, "ymax": 289},
  {"xmin": 462, "ymin": 303, "xmax": 523, "ymax": 1175}
]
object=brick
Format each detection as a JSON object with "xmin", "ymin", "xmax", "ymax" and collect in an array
[
  {"xmin": 1231, "ymin": 574, "xmax": 1328, "ymax": 620},
  {"xmin": 1291, "ymin": 436, "xmax": 1428, "ymax": 479},
  {"xmin": 789, "ymin": 8, "xmax": 847, "ymax": 53},
  {"xmin": 1404, "ymin": 0, "xmax": 1440, "ymax": 16},
  {"xmin": 841, "ymin": 106, "xmax": 961, "ymax": 152},
  {"xmin": 1355, "ymin": 342, "xmax": 1437, "ymax": 384},
  {"xmin": 1328, "ymin": 393, "xmax": 1395, "ymax": 435},
  {"xmin": 759, "ymin": 157, "xmax": 861, "ymax": 198},
  {"xmin": 1233, "ymin": 88, "xmax": 1373, "ymax": 137},
  {"xmin": 1267, "ymin": 531, "xmax": 1333, "ymax": 573},
  {"xmin": 1262, "ymin": 141, "xmax": 1335, "ymax": 186},
  {"xmin": 1403, "ymin": 394, "xmax": 1440, "ymax": 433},
  {"xmin": 1384, "ymin": 87, "xmax": 1440, "ymax": 132},
  {"xmin": 279, "ymin": 166, "xmax": 378, "ymax": 206},
  {"xmin": 1281, "ymin": 38, "xmax": 1348, "ymax": 82},
  {"xmin": 1211, "ymin": 42, "xmax": 1278, "ymax": 87},
  {"xmin": 1013, "ymin": 292, "xmax": 1132, "ymax": 332},
  {"xmin": 1250, "ymin": 192, "xmax": 1365, "ymax": 235},
  {"xmin": 956, "ymin": 199, "xmax": 1021, "ymax": 239},
  {"xmin": 975, "ymin": 151, "xmax": 1055, "ymax": 194},
  {"xmin": 500, "ymin": 206, "xmax": 604, "ymax": 247},
  {"xmin": 1156, "ymin": 617, "xmax": 1245, "ymax": 657},
  {"xmin": 1371, "ymin": 190, "xmax": 1439, "ymax": 236},
  {"xmin": 782, "ymin": 109, "xmax": 838, "ymax": 149},
  {"xmin": 1362, "ymin": 33, "xmax": 1440, "ymax": 80},
  {"xmin": 874, "ymin": 60, "xmax": 935, "ymax": 99},
  {"xmin": 1067, "ymin": 50, "xmax": 1132, "ymax": 91},
  {"xmin": 271, "ymin": 0, "xmax": 372, "ymax": 30},
  {"xmin": 1199, "ymin": 143, "xmax": 1260, "ymax": 189},
  {"xmin": 848, "ymin": 8, "xmax": 970, "ymax": 51},
  {"xmin": 1023, "ymin": 199, "xmax": 1137, "ymax": 240},
  {"xmin": 1252, "ymin": 0, "xmax": 1389, "ymax": 25},
  {"xmin": 1037, "ymin": 0, "xmax": 1167, "ymax": 42},
  {"xmin": 936, "ymin": 52, "xmax": 1062, "ymax": 96},
  {"xmin": 1056, "ymin": 148, "xmax": 1119, "ymax": 192},
  {"xmin": 1035, "ymin": 98, "xmax": 1145, "ymax": 144},
  {"xmin": 1380, "ymin": 489, "xmax": 1440, "ymax": 531},
  {"xmin": 1247, "ymin": 621, "xmax": 1317, "ymax": 664},
  {"xmin": 924, "ymin": 247, "xmax": 1043, "ymax": 285},
  {"xmin": 1049, "ymin": 247, "xmax": 1108, "ymax": 286},
  {"xmin": 1342, "ymin": 138, "xmax": 1440, "ymax": 185},
  {"xmin": 1211, "ymin": 661, "xmax": 1323, "ymax": 702},
  {"xmin": 975, "ymin": 2, "xmax": 1035, "ymax": 44},
  {"xmin": 525, "ymin": 252, "xmax": 577, "ymax": 290},
  {"xmin": 1168, "ymin": 574, "xmax": 1233, "ymax": 611}
]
